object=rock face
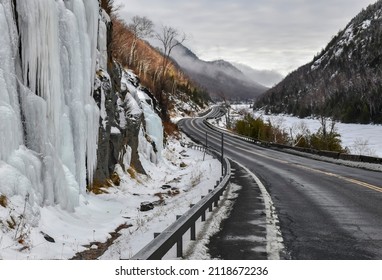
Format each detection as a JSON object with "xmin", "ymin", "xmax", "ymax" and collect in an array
[
  {"xmin": 92, "ymin": 10, "xmax": 163, "ymax": 186},
  {"xmin": 93, "ymin": 60, "xmax": 146, "ymax": 186},
  {"xmin": 92, "ymin": 64, "xmax": 157, "ymax": 186}
]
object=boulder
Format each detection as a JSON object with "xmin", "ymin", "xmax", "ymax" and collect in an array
[{"xmin": 140, "ymin": 201, "xmax": 154, "ymax": 212}]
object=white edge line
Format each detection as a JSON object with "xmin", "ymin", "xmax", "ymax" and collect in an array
[{"xmin": 232, "ymin": 159, "xmax": 286, "ymax": 260}]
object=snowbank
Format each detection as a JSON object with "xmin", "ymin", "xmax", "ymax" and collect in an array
[
  {"xmin": 227, "ymin": 104, "xmax": 382, "ymax": 158},
  {"xmin": 0, "ymin": 136, "xmax": 222, "ymax": 260}
]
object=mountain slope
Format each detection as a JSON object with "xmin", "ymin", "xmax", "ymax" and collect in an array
[
  {"xmin": 111, "ymin": 19, "xmax": 210, "ymax": 115},
  {"xmin": 233, "ymin": 62, "xmax": 284, "ymax": 88},
  {"xmin": 171, "ymin": 44, "xmax": 268, "ymax": 100},
  {"xmin": 255, "ymin": 1, "xmax": 382, "ymax": 124}
]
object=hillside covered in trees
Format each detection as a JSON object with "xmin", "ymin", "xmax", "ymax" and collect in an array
[
  {"xmin": 255, "ymin": 0, "xmax": 382, "ymax": 124},
  {"xmin": 111, "ymin": 13, "xmax": 210, "ymax": 119}
]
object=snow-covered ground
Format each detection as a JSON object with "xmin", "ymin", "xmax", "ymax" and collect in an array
[
  {"xmin": 0, "ymin": 1, "xmax": 228, "ymax": 261},
  {"xmin": 227, "ymin": 104, "xmax": 382, "ymax": 158},
  {"xmin": 0, "ymin": 135, "xmax": 223, "ymax": 260}
]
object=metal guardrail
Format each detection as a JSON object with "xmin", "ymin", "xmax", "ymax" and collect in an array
[
  {"xmin": 203, "ymin": 119, "xmax": 382, "ymax": 165},
  {"xmin": 131, "ymin": 146, "xmax": 231, "ymax": 260}
]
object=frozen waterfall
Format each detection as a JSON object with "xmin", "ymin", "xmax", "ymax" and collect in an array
[{"xmin": 0, "ymin": 0, "xmax": 102, "ymax": 211}]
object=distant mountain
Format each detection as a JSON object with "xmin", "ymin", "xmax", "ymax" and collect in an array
[
  {"xmin": 255, "ymin": 1, "xmax": 382, "ymax": 124},
  {"xmin": 233, "ymin": 63, "xmax": 284, "ymax": 88},
  {"xmin": 171, "ymin": 44, "xmax": 268, "ymax": 101}
]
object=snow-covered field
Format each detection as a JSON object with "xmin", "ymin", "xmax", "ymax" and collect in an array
[
  {"xmin": 0, "ymin": 135, "xmax": 223, "ymax": 260},
  {"xmin": 229, "ymin": 104, "xmax": 382, "ymax": 157}
]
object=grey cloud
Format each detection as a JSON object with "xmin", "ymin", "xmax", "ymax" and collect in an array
[{"xmin": 114, "ymin": 0, "xmax": 376, "ymax": 75}]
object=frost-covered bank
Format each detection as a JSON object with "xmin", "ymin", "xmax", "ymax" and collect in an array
[
  {"xmin": 212, "ymin": 104, "xmax": 382, "ymax": 157},
  {"xmin": 252, "ymin": 110, "xmax": 382, "ymax": 158}
]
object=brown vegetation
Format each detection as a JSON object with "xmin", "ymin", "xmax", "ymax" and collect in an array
[
  {"xmin": 7, "ymin": 216, "xmax": 16, "ymax": 230},
  {"xmin": 0, "ymin": 194, "xmax": 7, "ymax": 208},
  {"xmin": 70, "ymin": 223, "xmax": 132, "ymax": 260},
  {"xmin": 110, "ymin": 17, "xmax": 208, "ymax": 121},
  {"xmin": 100, "ymin": 0, "xmax": 117, "ymax": 15},
  {"xmin": 154, "ymin": 188, "xmax": 180, "ymax": 203},
  {"xmin": 111, "ymin": 19, "xmax": 190, "ymax": 91},
  {"xmin": 127, "ymin": 166, "xmax": 137, "ymax": 180},
  {"xmin": 87, "ymin": 172, "xmax": 120, "ymax": 194},
  {"xmin": 163, "ymin": 121, "xmax": 179, "ymax": 138},
  {"xmin": 234, "ymin": 114, "xmax": 345, "ymax": 152}
]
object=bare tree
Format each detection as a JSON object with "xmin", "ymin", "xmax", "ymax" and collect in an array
[
  {"xmin": 128, "ymin": 16, "xmax": 154, "ymax": 39},
  {"xmin": 351, "ymin": 138, "xmax": 376, "ymax": 156},
  {"xmin": 290, "ymin": 121, "xmax": 310, "ymax": 146},
  {"xmin": 269, "ymin": 116, "xmax": 286, "ymax": 143},
  {"xmin": 318, "ymin": 116, "xmax": 337, "ymax": 138},
  {"xmin": 155, "ymin": 26, "xmax": 186, "ymax": 80},
  {"xmin": 154, "ymin": 25, "xmax": 186, "ymax": 113},
  {"xmin": 127, "ymin": 16, "xmax": 154, "ymax": 65}
]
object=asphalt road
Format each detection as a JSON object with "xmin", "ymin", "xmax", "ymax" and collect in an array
[{"xmin": 179, "ymin": 107, "xmax": 382, "ymax": 259}]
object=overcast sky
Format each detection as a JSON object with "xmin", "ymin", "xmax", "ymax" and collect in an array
[{"xmin": 114, "ymin": 0, "xmax": 377, "ymax": 76}]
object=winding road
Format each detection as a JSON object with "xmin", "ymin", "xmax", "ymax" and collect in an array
[{"xmin": 179, "ymin": 106, "xmax": 382, "ymax": 259}]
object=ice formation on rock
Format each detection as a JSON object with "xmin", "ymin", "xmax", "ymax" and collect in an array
[
  {"xmin": 122, "ymin": 71, "xmax": 164, "ymax": 166},
  {"xmin": 138, "ymin": 92, "xmax": 164, "ymax": 162},
  {"xmin": 0, "ymin": 0, "xmax": 103, "ymax": 211}
]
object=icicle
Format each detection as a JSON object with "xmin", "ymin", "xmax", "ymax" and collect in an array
[
  {"xmin": 85, "ymin": 101, "xmax": 100, "ymax": 187},
  {"xmin": 64, "ymin": 0, "xmax": 100, "ymax": 190},
  {"xmin": 17, "ymin": 0, "xmax": 63, "ymax": 151},
  {"xmin": 12, "ymin": 0, "xmax": 101, "ymax": 209},
  {"xmin": 97, "ymin": 9, "xmax": 110, "ymax": 70},
  {"xmin": 0, "ymin": 3, "xmax": 23, "ymax": 161},
  {"xmin": 83, "ymin": 0, "xmax": 100, "ymax": 92}
]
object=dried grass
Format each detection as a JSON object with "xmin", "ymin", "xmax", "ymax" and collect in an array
[
  {"xmin": 0, "ymin": 194, "xmax": 7, "ymax": 208},
  {"xmin": 127, "ymin": 167, "xmax": 137, "ymax": 179},
  {"xmin": 163, "ymin": 121, "xmax": 179, "ymax": 138}
]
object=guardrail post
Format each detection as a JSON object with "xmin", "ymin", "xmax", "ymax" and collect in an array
[
  {"xmin": 221, "ymin": 133, "xmax": 224, "ymax": 176},
  {"xmin": 201, "ymin": 211, "xmax": 206, "ymax": 222},
  {"xmin": 177, "ymin": 236, "xmax": 183, "ymax": 258},
  {"xmin": 176, "ymin": 215, "xmax": 183, "ymax": 258},
  {"xmin": 191, "ymin": 223, "xmax": 196, "ymax": 241},
  {"xmin": 203, "ymin": 132, "xmax": 208, "ymax": 161},
  {"xmin": 154, "ymin": 233, "xmax": 160, "ymax": 238}
]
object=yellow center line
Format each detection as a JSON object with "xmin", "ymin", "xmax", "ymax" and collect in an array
[
  {"xmin": 190, "ymin": 119, "xmax": 382, "ymax": 193},
  {"xmin": 296, "ymin": 164, "xmax": 382, "ymax": 193}
]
